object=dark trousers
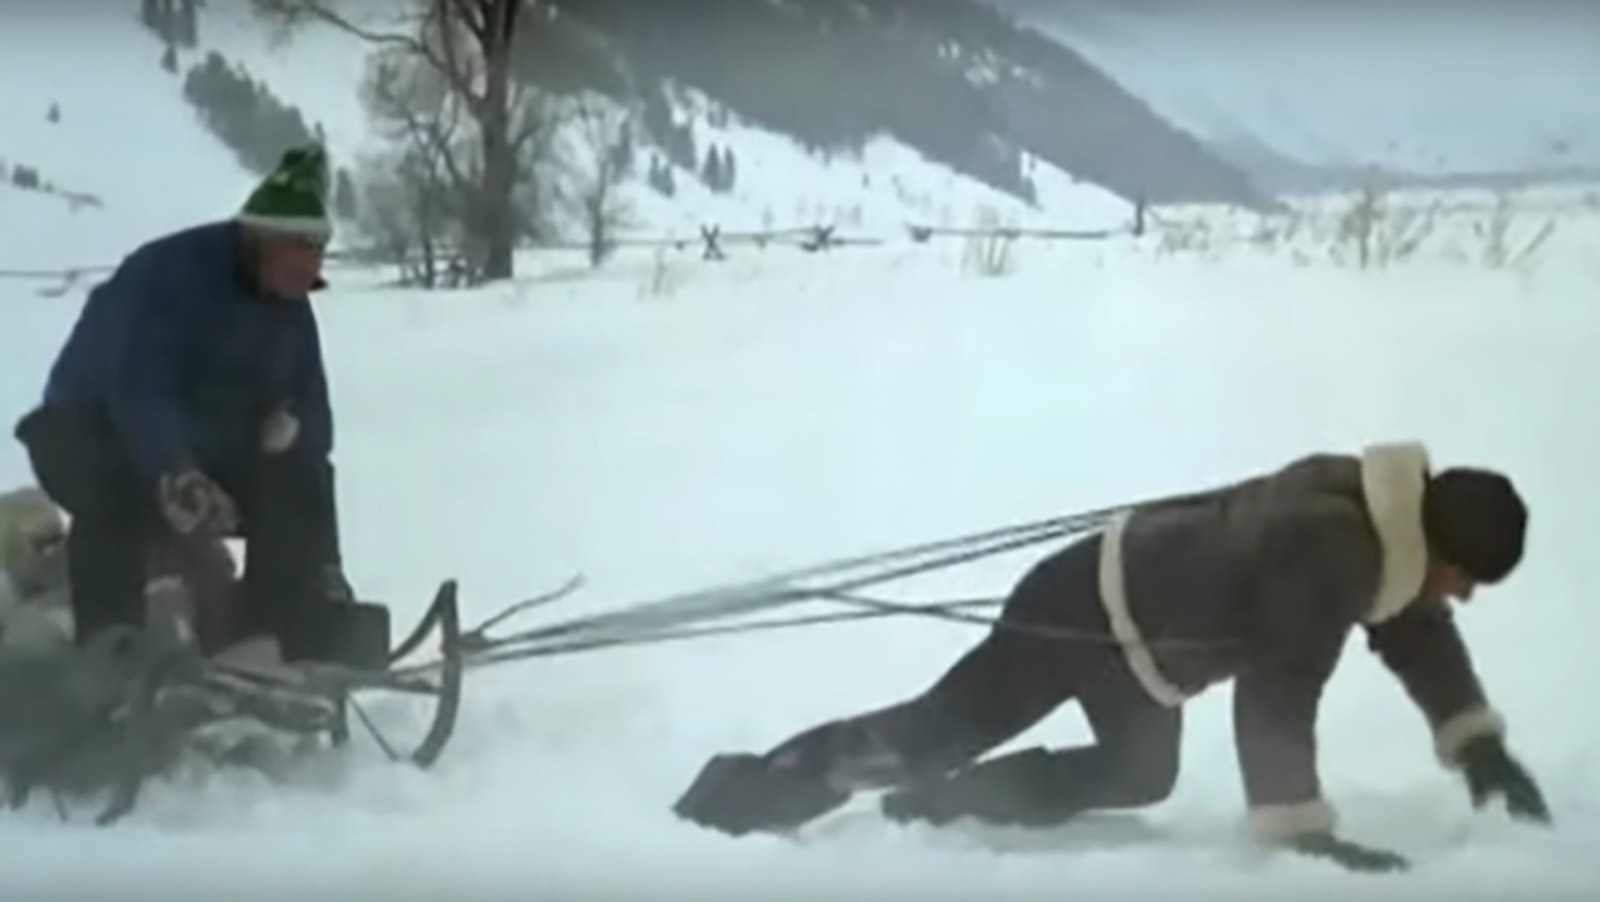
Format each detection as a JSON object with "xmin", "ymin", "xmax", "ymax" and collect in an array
[
  {"xmin": 760, "ymin": 533, "xmax": 1181, "ymax": 828},
  {"xmin": 13, "ymin": 405, "xmax": 341, "ymax": 658}
]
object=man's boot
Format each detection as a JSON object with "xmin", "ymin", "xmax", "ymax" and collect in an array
[
  {"xmin": 674, "ymin": 711, "xmax": 932, "ymax": 837},
  {"xmin": 673, "ymin": 751, "xmax": 851, "ymax": 837}
]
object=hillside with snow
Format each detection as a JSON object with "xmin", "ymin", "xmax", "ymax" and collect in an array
[
  {"xmin": 0, "ymin": 6, "xmax": 257, "ymax": 271},
  {"xmin": 999, "ymin": 1, "xmax": 1600, "ymax": 185},
  {"xmin": 530, "ymin": 0, "xmax": 1262, "ymax": 208},
  {"xmin": 196, "ymin": 2, "xmax": 1136, "ymax": 236},
  {"xmin": 0, "ymin": 3, "xmax": 1137, "ymax": 280}
]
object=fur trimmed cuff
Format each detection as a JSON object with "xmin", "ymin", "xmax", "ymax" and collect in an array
[
  {"xmin": 1434, "ymin": 706, "xmax": 1506, "ymax": 769},
  {"xmin": 1248, "ymin": 799, "xmax": 1338, "ymax": 844}
]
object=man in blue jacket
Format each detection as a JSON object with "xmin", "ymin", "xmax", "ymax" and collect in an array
[{"xmin": 12, "ymin": 145, "xmax": 373, "ymax": 665}]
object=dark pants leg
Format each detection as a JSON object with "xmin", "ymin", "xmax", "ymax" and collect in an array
[
  {"xmin": 14, "ymin": 406, "xmax": 163, "ymax": 645},
  {"xmin": 208, "ymin": 453, "xmax": 343, "ymax": 661},
  {"xmin": 880, "ymin": 652, "xmax": 1181, "ymax": 828},
  {"xmin": 676, "ymin": 532, "xmax": 1176, "ymax": 836},
  {"xmin": 14, "ymin": 405, "xmax": 346, "ymax": 659}
]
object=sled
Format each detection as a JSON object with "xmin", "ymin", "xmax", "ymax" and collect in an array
[
  {"xmin": 0, "ymin": 578, "xmax": 471, "ymax": 826},
  {"xmin": 200, "ymin": 577, "xmax": 467, "ymax": 768}
]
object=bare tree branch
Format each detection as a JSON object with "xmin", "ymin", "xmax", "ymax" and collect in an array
[
  {"xmin": 568, "ymin": 94, "xmax": 636, "ymax": 267},
  {"xmin": 449, "ymin": 0, "xmax": 489, "ymax": 44},
  {"xmin": 262, "ymin": 0, "xmax": 538, "ymax": 281},
  {"xmin": 252, "ymin": 0, "xmax": 485, "ymax": 119}
]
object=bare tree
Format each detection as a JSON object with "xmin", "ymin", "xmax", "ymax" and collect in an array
[
  {"xmin": 354, "ymin": 44, "xmax": 467, "ymax": 287},
  {"xmin": 251, "ymin": 0, "xmax": 538, "ymax": 282},
  {"xmin": 570, "ymin": 97, "xmax": 635, "ymax": 268}
]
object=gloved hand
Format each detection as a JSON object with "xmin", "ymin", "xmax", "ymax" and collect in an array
[
  {"xmin": 157, "ymin": 469, "xmax": 238, "ymax": 537},
  {"xmin": 1288, "ymin": 831, "xmax": 1410, "ymax": 873},
  {"xmin": 1457, "ymin": 735, "xmax": 1551, "ymax": 824}
]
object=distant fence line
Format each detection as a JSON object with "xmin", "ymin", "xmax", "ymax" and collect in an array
[
  {"xmin": 0, "ymin": 218, "xmax": 1141, "ymax": 297},
  {"xmin": 574, "ymin": 220, "xmax": 1134, "ymax": 262}
]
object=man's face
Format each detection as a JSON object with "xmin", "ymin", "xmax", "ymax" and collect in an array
[{"xmin": 255, "ymin": 232, "xmax": 326, "ymax": 300}]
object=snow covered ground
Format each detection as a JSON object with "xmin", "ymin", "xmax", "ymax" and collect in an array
[
  {"xmin": 1, "ymin": 213, "xmax": 1599, "ymax": 896},
  {"xmin": 2, "ymin": 4, "xmax": 1598, "ymax": 898}
]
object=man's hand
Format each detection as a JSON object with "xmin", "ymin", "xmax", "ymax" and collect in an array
[
  {"xmin": 1288, "ymin": 832, "xmax": 1410, "ymax": 873},
  {"xmin": 1458, "ymin": 735, "xmax": 1551, "ymax": 824},
  {"xmin": 157, "ymin": 469, "xmax": 238, "ymax": 537}
]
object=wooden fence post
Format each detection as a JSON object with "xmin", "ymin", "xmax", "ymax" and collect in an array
[{"xmin": 700, "ymin": 224, "xmax": 726, "ymax": 261}]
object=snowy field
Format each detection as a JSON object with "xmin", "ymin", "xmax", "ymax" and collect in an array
[
  {"xmin": 3, "ymin": 4, "xmax": 1599, "ymax": 897},
  {"xmin": 1, "ymin": 222, "xmax": 1599, "ymax": 897}
]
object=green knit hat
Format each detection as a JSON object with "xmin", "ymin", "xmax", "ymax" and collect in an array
[{"xmin": 238, "ymin": 144, "xmax": 332, "ymax": 241}]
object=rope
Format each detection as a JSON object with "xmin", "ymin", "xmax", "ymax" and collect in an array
[
  {"xmin": 394, "ymin": 486, "xmax": 1228, "ymax": 678},
  {"xmin": 468, "ymin": 502, "xmax": 1132, "ymax": 653}
]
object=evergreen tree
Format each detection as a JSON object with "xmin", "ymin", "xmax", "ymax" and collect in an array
[
  {"xmin": 648, "ymin": 155, "xmax": 677, "ymax": 197},
  {"xmin": 181, "ymin": 51, "xmax": 325, "ymax": 177},
  {"xmin": 140, "ymin": 0, "xmax": 165, "ymax": 36},
  {"xmin": 612, "ymin": 121, "xmax": 635, "ymax": 177},
  {"xmin": 719, "ymin": 146, "xmax": 737, "ymax": 192},
  {"xmin": 701, "ymin": 144, "xmax": 723, "ymax": 191},
  {"xmin": 173, "ymin": 0, "xmax": 199, "ymax": 48}
]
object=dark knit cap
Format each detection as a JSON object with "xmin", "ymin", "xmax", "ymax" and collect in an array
[{"xmin": 1422, "ymin": 467, "xmax": 1527, "ymax": 583}]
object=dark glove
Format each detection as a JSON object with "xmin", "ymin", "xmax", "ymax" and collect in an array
[
  {"xmin": 1458, "ymin": 735, "xmax": 1551, "ymax": 824},
  {"xmin": 157, "ymin": 469, "xmax": 238, "ymax": 537},
  {"xmin": 1288, "ymin": 832, "xmax": 1410, "ymax": 873}
]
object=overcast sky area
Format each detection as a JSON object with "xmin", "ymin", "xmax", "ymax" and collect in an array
[{"xmin": 989, "ymin": 0, "xmax": 1600, "ymax": 172}]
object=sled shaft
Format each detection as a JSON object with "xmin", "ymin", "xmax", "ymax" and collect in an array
[{"xmin": 485, "ymin": 508, "xmax": 1116, "ymax": 651}]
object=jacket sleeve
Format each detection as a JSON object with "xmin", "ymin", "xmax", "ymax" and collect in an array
[
  {"xmin": 1232, "ymin": 508, "xmax": 1376, "ymax": 846},
  {"xmin": 1364, "ymin": 599, "xmax": 1505, "ymax": 769},
  {"xmin": 101, "ymin": 248, "xmax": 192, "ymax": 481},
  {"xmin": 290, "ymin": 310, "xmax": 333, "ymax": 460}
]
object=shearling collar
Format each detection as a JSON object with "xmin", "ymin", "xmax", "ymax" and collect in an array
[{"xmin": 1360, "ymin": 441, "xmax": 1431, "ymax": 623}]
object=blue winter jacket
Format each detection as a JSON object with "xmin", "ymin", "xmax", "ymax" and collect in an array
[{"xmin": 41, "ymin": 220, "xmax": 333, "ymax": 482}]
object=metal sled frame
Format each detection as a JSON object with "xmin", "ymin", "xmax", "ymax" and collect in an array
[{"xmin": 204, "ymin": 579, "xmax": 466, "ymax": 768}]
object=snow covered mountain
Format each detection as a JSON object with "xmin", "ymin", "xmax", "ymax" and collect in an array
[
  {"xmin": 996, "ymin": 0, "xmax": 1600, "ymax": 183},
  {"xmin": 190, "ymin": 0, "xmax": 1130, "ymax": 239},
  {"xmin": 522, "ymin": 0, "xmax": 1262, "ymax": 208}
]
